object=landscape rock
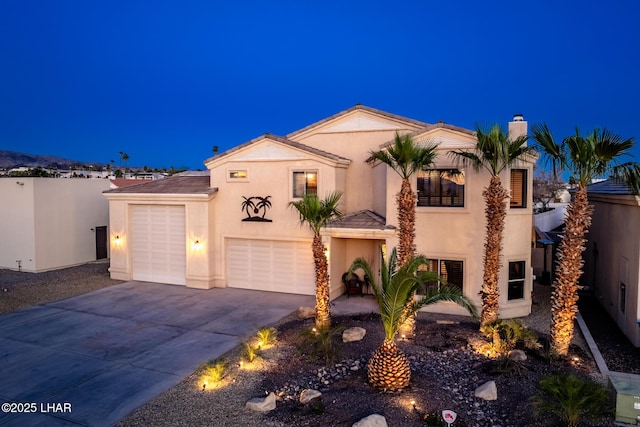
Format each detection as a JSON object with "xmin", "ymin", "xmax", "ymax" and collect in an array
[
  {"xmin": 297, "ymin": 306, "xmax": 315, "ymax": 319},
  {"xmin": 245, "ymin": 392, "xmax": 276, "ymax": 412},
  {"xmin": 508, "ymin": 349, "xmax": 527, "ymax": 362},
  {"xmin": 342, "ymin": 326, "xmax": 366, "ymax": 342},
  {"xmin": 299, "ymin": 388, "xmax": 322, "ymax": 404},
  {"xmin": 352, "ymin": 413, "xmax": 388, "ymax": 427},
  {"xmin": 474, "ymin": 381, "xmax": 497, "ymax": 401}
]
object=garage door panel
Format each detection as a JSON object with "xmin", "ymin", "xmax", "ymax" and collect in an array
[
  {"xmin": 132, "ymin": 205, "xmax": 186, "ymax": 286},
  {"xmin": 227, "ymin": 239, "xmax": 314, "ymax": 295}
]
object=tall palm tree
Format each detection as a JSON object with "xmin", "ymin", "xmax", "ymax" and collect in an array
[
  {"xmin": 532, "ymin": 124, "xmax": 640, "ymax": 356},
  {"xmin": 367, "ymin": 132, "xmax": 439, "ymax": 336},
  {"xmin": 450, "ymin": 124, "xmax": 532, "ymax": 328},
  {"xmin": 290, "ymin": 192, "xmax": 344, "ymax": 329},
  {"xmin": 350, "ymin": 247, "xmax": 477, "ymax": 390},
  {"xmin": 367, "ymin": 133, "xmax": 439, "ymax": 267}
]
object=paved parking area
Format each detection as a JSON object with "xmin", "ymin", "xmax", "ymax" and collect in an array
[{"xmin": 0, "ymin": 281, "xmax": 314, "ymax": 426}]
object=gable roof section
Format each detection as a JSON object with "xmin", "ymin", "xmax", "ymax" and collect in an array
[
  {"xmin": 327, "ymin": 210, "xmax": 395, "ymax": 230},
  {"xmin": 205, "ymin": 133, "xmax": 350, "ymax": 168},
  {"xmin": 104, "ymin": 174, "xmax": 215, "ymax": 195},
  {"xmin": 287, "ymin": 104, "xmax": 429, "ymax": 140}
]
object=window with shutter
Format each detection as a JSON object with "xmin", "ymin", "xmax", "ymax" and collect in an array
[{"xmin": 510, "ymin": 169, "xmax": 527, "ymax": 208}]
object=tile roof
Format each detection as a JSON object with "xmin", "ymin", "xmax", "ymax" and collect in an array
[
  {"xmin": 586, "ymin": 179, "xmax": 636, "ymax": 195},
  {"xmin": 109, "ymin": 179, "xmax": 149, "ymax": 188},
  {"xmin": 205, "ymin": 133, "xmax": 350, "ymax": 164},
  {"xmin": 327, "ymin": 210, "xmax": 395, "ymax": 230},
  {"xmin": 104, "ymin": 174, "xmax": 216, "ymax": 195}
]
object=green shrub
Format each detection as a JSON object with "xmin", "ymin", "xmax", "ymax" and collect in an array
[
  {"xmin": 530, "ymin": 372, "xmax": 611, "ymax": 427},
  {"xmin": 199, "ymin": 359, "xmax": 227, "ymax": 388},
  {"xmin": 256, "ymin": 327, "xmax": 277, "ymax": 347},
  {"xmin": 241, "ymin": 342, "xmax": 258, "ymax": 363},
  {"xmin": 298, "ymin": 324, "xmax": 345, "ymax": 364},
  {"xmin": 480, "ymin": 319, "xmax": 540, "ymax": 356}
]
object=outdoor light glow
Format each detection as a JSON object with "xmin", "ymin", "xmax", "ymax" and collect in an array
[
  {"xmin": 191, "ymin": 239, "xmax": 203, "ymax": 251},
  {"xmin": 410, "ymin": 399, "xmax": 416, "ymax": 409},
  {"xmin": 113, "ymin": 235, "xmax": 122, "ymax": 247}
]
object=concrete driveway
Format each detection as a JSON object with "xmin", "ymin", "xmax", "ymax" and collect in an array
[{"xmin": 0, "ymin": 281, "xmax": 314, "ymax": 426}]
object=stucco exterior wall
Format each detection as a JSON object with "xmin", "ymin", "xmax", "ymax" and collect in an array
[
  {"xmin": 583, "ymin": 195, "xmax": 640, "ymax": 347},
  {"xmin": 0, "ymin": 178, "xmax": 110, "ymax": 272}
]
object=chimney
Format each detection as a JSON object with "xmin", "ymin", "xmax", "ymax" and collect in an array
[{"xmin": 509, "ymin": 113, "xmax": 527, "ymax": 144}]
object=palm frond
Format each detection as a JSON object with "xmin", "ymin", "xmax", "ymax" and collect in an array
[
  {"xmin": 368, "ymin": 132, "xmax": 439, "ymax": 179},
  {"xmin": 289, "ymin": 192, "xmax": 343, "ymax": 235}
]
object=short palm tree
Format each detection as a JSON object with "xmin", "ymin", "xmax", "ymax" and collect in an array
[
  {"xmin": 290, "ymin": 192, "xmax": 344, "ymax": 329},
  {"xmin": 349, "ymin": 247, "xmax": 477, "ymax": 390},
  {"xmin": 450, "ymin": 125, "xmax": 532, "ymax": 328},
  {"xmin": 532, "ymin": 124, "xmax": 640, "ymax": 356},
  {"xmin": 367, "ymin": 132, "xmax": 439, "ymax": 336}
]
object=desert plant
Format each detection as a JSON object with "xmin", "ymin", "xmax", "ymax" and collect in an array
[
  {"xmin": 298, "ymin": 324, "xmax": 346, "ymax": 364},
  {"xmin": 480, "ymin": 318, "xmax": 540, "ymax": 356},
  {"xmin": 289, "ymin": 192, "xmax": 344, "ymax": 329},
  {"xmin": 530, "ymin": 372, "xmax": 611, "ymax": 427},
  {"xmin": 199, "ymin": 359, "xmax": 227, "ymax": 389},
  {"xmin": 350, "ymin": 247, "xmax": 477, "ymax": 390},
  {"xmin": 241, "ymin": 342, "xmax": 258, "ymax": 364},
  {"xmin": 532, "ymin": 124, "xmax": 640, "ymax": 356},
  {"xmin": 450, "ymin": 125, "xmax": 533, "ymax": 328},
  {"xmin": 256, "ymin": 327, "xmax": 277, "ymax": 348}
]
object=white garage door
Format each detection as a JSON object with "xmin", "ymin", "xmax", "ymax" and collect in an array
[
  {"xmin": 227, "ymin": 239, "xmax": 315, "ymax": 295},
  {"xmin": 131, "ymin": 205, "xmax": 186, "ymax": 286}
]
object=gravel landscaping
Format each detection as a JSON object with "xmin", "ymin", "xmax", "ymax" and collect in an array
[{"xmin": 2, "ymin": 263, "xmax": 638, "ymax": 426}]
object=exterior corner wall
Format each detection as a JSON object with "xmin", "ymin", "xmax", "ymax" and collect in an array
[
  {"xmin": 0, "ymin": 178, "xmax": 36, "ymax": 271},
  {"xmin": 185, "ymin": 200, "xmax": 215, "ymax": 289},
  {"xmin": 107, "ymin": 199, "xmax": 130, "ymax": 280}
]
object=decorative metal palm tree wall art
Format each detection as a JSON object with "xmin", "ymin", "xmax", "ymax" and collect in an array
[{"xmin": 241, "ymin": 196, "xmax": 273, "ymax": 222}]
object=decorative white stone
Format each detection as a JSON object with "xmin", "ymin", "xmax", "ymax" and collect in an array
[
  {"xmin": 246, "ymin": 392, "xmax": 276, "ymax": 412},
  {"xmin": 474, "ymin": 381, "xmax": 497, "ymax": 401},
  {"xmin": 508, "ymin": 349, "xmax": 527, "ymax": 362},
  {"xmin": 299, "ymin": 388, "xmax": 322, "ymax": 404},
  {"xmin": 352, "ymin": 414, "xmax": 388, "ymax": 427},
  {"xmin": 297, "ymin": 306, "xmax": 315, "ymax": 319},
  {"xmin": 342, "ymin": 327, "xmax": 366, "ymax": 342}
]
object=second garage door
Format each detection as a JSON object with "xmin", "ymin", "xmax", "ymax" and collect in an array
[{"xmin": 226, "ymin": 239, "xmax": 315, "ymax": 295}]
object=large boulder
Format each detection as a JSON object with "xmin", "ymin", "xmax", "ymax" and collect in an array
[
  {"xmin": 246, "ymin": 392, "xmax": 276, "ymax": 412},
  {"xmin": 299, "ymin": 388, "xmax": 322, "ymax": 404},
  {"xmin": 352, "ymin": 414, "xmax": 388, "ymax": 427},
  {"xmin": 474, "ymin": 381, "xmax": 497, "ymax": 401},
  {"xmin": 343, "ymin": 327, "xmax": 366, "ymax": 343}
]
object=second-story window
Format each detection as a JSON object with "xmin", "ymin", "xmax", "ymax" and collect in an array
[
  {"xmin": 417, "ymin": 169, "xmax": 465, "ymax": 207},
  {"xmin": 293, "ymin": 171, "xmax": 318, "ymax": 198},
  {"xmin": 510, "ymin": 169, "xmax": 527, "ymax": 208}
]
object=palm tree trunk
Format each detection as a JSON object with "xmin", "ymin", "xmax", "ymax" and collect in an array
[
  {"xmin": 550, "ymin": 185, "xmax": 592, "ymax": 356},
  {"xmin": 480, "ymin": 175, "xmax": 508, "ymax": 327},
  {"xmin": 397, "ymin": 179, "xmax": 417, "ymax": 336},
  {"xmin": 367, "ymin": 338, "xmax": 411, "ymax": 390},
  {"xmin": 397, "ymin": 179, "xmax": 417, "ymax": 267},
  {"xmin": 312, "ymin": 235, "xmax": 331, "ymax": 329}
]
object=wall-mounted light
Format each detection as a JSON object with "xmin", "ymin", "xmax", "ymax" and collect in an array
[
  {"xmin": 16, "ymin": 181, "xmax": 24, "ymax": 186},
  {"xmin": 113, "ymin": 235, "xmax": 122, "ymax": 246},
  {"xmin": 192, "ymin": 239, "xmax": 203, "ymax": 252}
]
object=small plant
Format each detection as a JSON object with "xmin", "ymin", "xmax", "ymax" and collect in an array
[
  {"xmin": 199, "ymin": 359, "xmax": 227, "ymax": 389},
  {"xmin": 299, "ymin": 324, "xmax": 345, "ymax": 364},
  {"xmin": 256, "ymin": 327, "xmax": 277, "ymax": 348},
  {"xmin": 423, "ymin": 412, "xmax": 446, "ymax": 426},
  {"xmin": 480, "ymin": 319, "xmax": 540, "ymax": 357},
  {"xmin": 306, "ymin": 399, "xmax": 325, "ymax": 415},
  {"xmin": 530, "ymin": 372, "xmax": 611, "ymax": 427},
  {"xmin": 241, "ymin": 342, "xmax": 258, "ymax": 363}
]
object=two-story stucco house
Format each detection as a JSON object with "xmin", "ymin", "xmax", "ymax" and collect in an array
[{"xmin": 104, "ymin": 105, "xmax": 536, "ymax": 318}]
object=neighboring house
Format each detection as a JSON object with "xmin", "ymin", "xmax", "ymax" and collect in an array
[
  {"xmin": 0, "ymin": 178, "xmax": 111, "ymax": 272},
  {"xmin": 104, "ymin": 105, "xmax": 536, "ymax": 318},
  {"xmin": 581, "ymin": 179, "xmax": 640, "ymax": 347}
]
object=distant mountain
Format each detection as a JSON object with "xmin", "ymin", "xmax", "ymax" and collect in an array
[{"xmin": 0, "ymin": 150, "xmax": 103, "ymax": 169}]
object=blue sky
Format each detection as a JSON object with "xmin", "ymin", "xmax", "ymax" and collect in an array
[{"xmin": 2, "ymin": 1, "xmax": 639, "ymax": 170}]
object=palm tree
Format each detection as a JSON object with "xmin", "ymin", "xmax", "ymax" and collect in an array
[
  {"xmin": 349, "ymin": 247, "xmax": 477, "ymax": 390},
  {"xmin": 450, "ymin": 124, "xmax": 532, "ymax": 328},
  {"xmin": 531, "ymin": 124, "xmax": 640, "ymax": 356},
  {"xmin": 290, "ymin": 192, "xmax": 344, "ymax": 329},
  {"xmin": 367, "ymin": 133, "xmax": 439, "ymax": 267},
  {"xmin": 367, "ymin": 132, "xmax": 439, "ymax": 336}
]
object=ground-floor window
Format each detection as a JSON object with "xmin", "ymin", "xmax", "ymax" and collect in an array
[
  {"xmin": 508, "ymin": 261, "xmax": 526, "ymax": 300},
  {"xmin": 416, "ymin": 259, "xmax": 463, "ymax": 294}
]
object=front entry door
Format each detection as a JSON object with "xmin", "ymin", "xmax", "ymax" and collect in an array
[{"xmin": 95, "ymin": 226, "xmax": 108, "ymax": 259}]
